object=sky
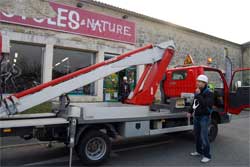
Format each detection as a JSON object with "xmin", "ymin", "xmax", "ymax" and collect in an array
[{"xmin": 98, "ymin": 0, "xmax": 250, "ymax": 44}]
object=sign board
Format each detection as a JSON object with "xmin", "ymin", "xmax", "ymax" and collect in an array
[
  {"xmin": 0, "ymin": 32, "xmax": 2, "ymax": 54},
  {"xmin": 184, "ymin": 54, "xmax": 194, "ymax": 65},
  {"xmin": 0, "ymin": 2, "xmax": 136, "ymax": 44}
]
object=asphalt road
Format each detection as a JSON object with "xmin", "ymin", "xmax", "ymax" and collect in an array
[{"xmin": 0, "ymin": 111, "xmax": 249, "ymax": 167}]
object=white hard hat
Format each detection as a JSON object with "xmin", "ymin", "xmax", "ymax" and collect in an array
[
  {"xmin": 197, "ymin": 74, "xmax": 208, "ymax": 83},
  {"xmin": 123, "ymin": 76, "xmax": 128, "ymax": 80}
]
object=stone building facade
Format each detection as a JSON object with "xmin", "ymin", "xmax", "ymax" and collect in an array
[
  {"xmin": 242, "ymin": 42, "xmax": 250, "ymax": 68},
  {"xmin": 0, "ymin": 0, "xmax": 248, "ymax": 102}
]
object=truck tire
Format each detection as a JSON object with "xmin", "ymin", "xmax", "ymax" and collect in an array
[
  {"xmin": 208, "ymin": 120, "xmax": 218, "ymax": 142},
  {"xmin": 76, "ymin": 130, "xmax": 111, "ymax": 166}
]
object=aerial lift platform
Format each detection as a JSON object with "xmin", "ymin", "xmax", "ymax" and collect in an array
[
  {"xmin": 0, "ymin": 32, "xmax": 249, "ymax": 165},
  {"xmin": 0, "ymin": 39, "xmax": 191, "ymax": 165}
]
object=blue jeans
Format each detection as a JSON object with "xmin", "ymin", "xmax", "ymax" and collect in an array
[{"xmin": 193, "ymin": 115, "xmax": 211, "ymax": 159}]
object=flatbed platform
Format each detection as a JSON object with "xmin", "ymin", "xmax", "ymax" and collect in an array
[
  {"xmin": 72, "ymin": 102, "xmax": 188, "ymax": 123},
  {"xmin": 0, "ymin": 117, "xmax": 68, "ymax": 128},
  {"xmin": 0, "ymin": 102, "xmax": 188, "ymax": 128},
  {"xmin": 0, "ymin": 113, "xmax": 56, "ymax": 120}
]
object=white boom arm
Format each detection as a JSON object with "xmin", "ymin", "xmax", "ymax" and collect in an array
[{"xmin": 0, "ymin": 41, "xmax": 175, "ymax": 117}]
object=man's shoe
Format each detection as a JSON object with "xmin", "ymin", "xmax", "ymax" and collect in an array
[
  {"xmin": 190, "ymin": 152, "xmax": 201, "ymax": 156},
  {"xmin": 201, "ymin": 157, "xmax": 211, "ymax": 163}
]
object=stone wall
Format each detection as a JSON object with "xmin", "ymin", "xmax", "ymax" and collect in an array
[
  {"xmin": 83, "ymin": 1, "xmax": 243, "ymax": 71},
  {"xmin": 242, "ymin": 42, "xmax": 250, "ymax": 68},
  {"xmin": 0, "ymin": 0, "xmax": 243, "ymax": 71},
  {"xmin": 0, "ymin": 0, "xmax": 247, "ymax": 102}
]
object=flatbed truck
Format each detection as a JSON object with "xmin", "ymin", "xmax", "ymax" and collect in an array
[{"xmin": 0, "ymin": 33, "xmax": 249, "ymax": 165}]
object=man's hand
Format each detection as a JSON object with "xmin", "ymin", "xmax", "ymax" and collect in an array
[
  {"xmin": 186, "ymin": 112, "xmax": 192, "ymax": 117},
  {"xmin": 195, "ymin": 88, "xmax": 201, "ymax": 94}
]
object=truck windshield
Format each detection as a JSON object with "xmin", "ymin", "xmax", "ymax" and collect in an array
[{"xmin": 204, "ymin": 71, "xmax": 224, "ymax": 89}]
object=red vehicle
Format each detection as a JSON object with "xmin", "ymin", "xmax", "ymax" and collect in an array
[
  {"xmin": 149, "ymin": 64, "xmax": 250, "ymax": 142},
  {"xmin": 162, "ymin": 65, "xmax": 250, "ymax": 115}
]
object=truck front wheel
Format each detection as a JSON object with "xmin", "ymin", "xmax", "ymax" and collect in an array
[{"xmin": 76, "ymin": 130, "xmax": 111, "ymax": 166}]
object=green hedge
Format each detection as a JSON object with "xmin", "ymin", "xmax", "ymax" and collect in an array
[{"xmin": 21, "ymin": 102, "xmax": 52, "ymax": 114}]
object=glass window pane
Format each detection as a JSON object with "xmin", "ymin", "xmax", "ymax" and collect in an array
[
  {"xmin": 1, "ymin": 42, "xmax": 44, "ymax": 93},
  {"xmin": 204, "ymin": 71, "xmax": 223, "ymax": 89},
  {"xmin": 103, "ymin": 53, "xmax": 119, "ymax": 102},
  {"xmin": 172, "ymin": 70, "xmax": 187, "ymax": 80},
  {"xmin": 103, "ymin": 53, "xmax": 137, "ymax": 102},
  {"xmin": 52, "ymin": 48, "xmax": 96, "ymax": 96},
  {"xmin": 230, "ymin": 70, "xmax": 250, "ymax": 92}
]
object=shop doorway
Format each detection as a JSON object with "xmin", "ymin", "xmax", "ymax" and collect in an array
[{"xmin": 103, "ymin": 53, "xmax": 136, "ymax": 102}]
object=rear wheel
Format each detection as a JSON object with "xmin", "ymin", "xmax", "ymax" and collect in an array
[
  {"xmin": 76, "ymin": 130, "xmax": 111, "ymax": 166},
  {"xmin": 208, "ymin": 119, "xmax": 218, "ymax": 142},
  {"xmin": 191, "ymin": 118, "xmax": 218, "ymax": 142}
]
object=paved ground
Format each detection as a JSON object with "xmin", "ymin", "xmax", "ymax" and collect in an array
[{"xmin": 0, "ymin": 111, "xmax": 249, "ymax": 167}]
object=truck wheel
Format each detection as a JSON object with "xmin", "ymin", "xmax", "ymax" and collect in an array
[
  {"xmin": 76, "ymin": 130, "xmax": 111, "ymax": 166},
  {"xmin": 208, "ymin": 120, "xmax": 218, "ymax": 142}
]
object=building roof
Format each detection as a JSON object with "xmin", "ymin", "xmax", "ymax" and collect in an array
[
  {"xmin": 241, "ymin": 41, "xmax": 250, "ymax": 49},
  {"xmin": 82, "ymin": 0, "xmax": 241, "ymax": 46}
]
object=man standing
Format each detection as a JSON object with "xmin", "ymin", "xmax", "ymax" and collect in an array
[
  {"xmin": 119, "ymin": 76, "xmax": 131, "ymax": 103},
  {"xmin": 187, "ymin": 74, "xmax": 214, "ymax": 163}
]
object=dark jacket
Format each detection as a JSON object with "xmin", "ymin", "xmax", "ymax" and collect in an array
[
  {"xmin": 119, "ymin": 82, "xmax": 131, "ymax": 103},
  {"xmin": 120, "ymin": 82, "xmax": 130, "ymax": 95},
  {"xmin": 189, "ymin": 86, "xmax": 214, "ymax": 116}
]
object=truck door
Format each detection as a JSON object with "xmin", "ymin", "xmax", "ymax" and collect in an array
[{"xmin": 228, "ymin": 68, "xmax": 250, "ymax": 114}]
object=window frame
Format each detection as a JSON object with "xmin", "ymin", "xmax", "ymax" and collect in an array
[
  {"xmin": 52, "ymin": 46, "xmax": 97, "ymax": 96},
  {"xmin": 4, "ymin": 41, "xmax": 45, "ymax": 94}
]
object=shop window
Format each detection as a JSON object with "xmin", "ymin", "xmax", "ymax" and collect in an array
[
  {"xmin": 53, "ymin": 47, "xmax": 96, "ymax": 96},
  {"xmin": 103, "ymin": 53, "xmax": 137, "ymax": 102},
  {"xmin": 103, "ymin": 53, "xmax": 119, "ymax": 102},
  {"xmin": 1, "ymin": 42, "xmax": 44, "ymax": 94}
]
